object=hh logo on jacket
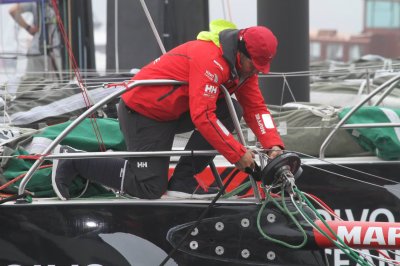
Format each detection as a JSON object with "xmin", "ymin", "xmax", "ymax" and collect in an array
[{"xmin": 204, "ymin": 84, "xmax": 218, "ymax": 98}]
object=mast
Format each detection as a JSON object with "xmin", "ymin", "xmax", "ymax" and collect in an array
[
  {"xmin": 105, "ymin": 0, "xmax": 208, "ymax": 71},
  {"xmin": 257, "ymin": 0, "xmax": 310, "ymax": 105}
]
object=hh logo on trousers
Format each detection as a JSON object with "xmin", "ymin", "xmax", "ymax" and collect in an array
[{"xmin": 137, "ymin": 161, "xmax": 148, "ymax": 168}]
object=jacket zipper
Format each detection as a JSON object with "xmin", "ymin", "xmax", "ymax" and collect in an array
[{"xmin": 157, "ymin": 85, "xmax": 181, "ymax": 101}]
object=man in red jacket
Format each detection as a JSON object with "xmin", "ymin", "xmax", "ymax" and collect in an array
[{"xmin": 52, "ymin": 25, "xmax": 284, "ymax": 200}]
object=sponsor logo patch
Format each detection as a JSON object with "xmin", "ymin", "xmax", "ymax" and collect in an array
[
  {"xmin": 336, "ymin": 225, "xmax": 400, "ymax": 246},
  {"xmin": 255, "ymin": 113, "xmax": 275, "ymax": 134},
  {"xmin": 203, "ymin": 84, "xmax": 218, "ymax": 97},
  {"xmin": 213, "ymin": 60, "xmax": 224, "ymax": 71},
  {"xmin": 255, "ymin": 114, "xmax": 266, "ymax": 134},
  {"xmin": 204, "ymin": 70, "xmax": 218, "ymax": 83},
  {"xmin": 262, "ymin": 114, "xmax": 275, "ymax": 129},
  {"xmin": 137, "ymin": 161, "xmax": 148, "ymax": 168}
]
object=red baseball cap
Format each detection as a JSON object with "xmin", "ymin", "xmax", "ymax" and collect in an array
[{"xmin": 239, "ymin": 26, "xmax": 278, "ymax": 73}]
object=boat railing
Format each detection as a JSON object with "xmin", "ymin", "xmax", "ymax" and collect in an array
[
  {"xmin": 220, "ymin": 85, "xmax": 262, "ymax": 201},
  {"xmin": 319, "ymin": 73, "xmax": 400, "ymax": 159},
  {"xmin": 18, "ymin": 79, "xmax": 262, "ymax": 201},
  {"xmin": 18, "ymin": 80, "xmax": 184, "ymax": 195}
]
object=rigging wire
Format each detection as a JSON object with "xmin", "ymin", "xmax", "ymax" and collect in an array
[
  {"xmin": 255, "ymin": 148, "xmax": 400, "ymax": 190},
  {"xmin": 283, "ymin": 74, "xmax": 297, "ymax": 103},
  {"xmin": 287, "ymin": 150, "xmax": 400, "ymax": 185},
  {"xmin": 278, "ymin": 73, "xmax": 299, "ymax": 119},
  {"xmin": 139, "ymin": 0, "xmax": 166, "ymax": 55},
  {"xmin": 304, "ymin": 163, "xmax": 400, "ymax": 193},
  {"xmin": 1, "ymin": 60, "xmax": 400, "ymax": 84},
  {"xmin": 262, "ymin": 61, "xmax": 400, "ymax": 77}
]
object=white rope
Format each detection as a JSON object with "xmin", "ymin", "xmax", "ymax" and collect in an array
[
  {"xmin": 304, "ymin": 164, "xmax": 400, "ymax": 193},
  {"xmin": 293, "ymin": 150, "xmax": 400, "ymax": 185},
  {"xmin": 349, "ymin": 248, "xmax": 400, "ymax": 265}
]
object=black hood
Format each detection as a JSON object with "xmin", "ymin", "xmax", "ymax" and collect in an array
[{"xmin": 219, "ymin": 29, "xmax": 240, "ymax": 80}]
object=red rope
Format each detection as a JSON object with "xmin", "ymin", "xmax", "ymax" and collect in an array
[
  {"xmin": 0, "ymin": 165, "xmax": 52, "ymax": 191},
  {"xmin": 194, "ymin": 175, "xmax": 209, "ymax": 192},
  {"xmin": 106, "ymin": 82, "xmax": 129, "ymax": 88},
  {"xmin": 17, "ymin": 154, "xmax": 51, "ymax": 160},
  {"xmin": 50, "ymin": 0, "xmax": 106, "ymax": 152},
  {"xmin": 306, "ymin": 193, "xmax": 335, "ymax": 215}
]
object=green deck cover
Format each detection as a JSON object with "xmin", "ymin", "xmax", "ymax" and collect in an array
[
  {"xmin": 339, "ymin": 107, "xmax": 400, "ymax": 160},
  {"xmin": 2, "ymin": 118, "xmax": 125, "ymax": 197}
]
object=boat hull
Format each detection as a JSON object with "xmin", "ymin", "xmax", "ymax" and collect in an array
[
  {"xmin": 0, "ymin": 200, "xmax": 325, "ymax": 266},
  {"xmin": 0, "ymin": 157, "xmax": 398, "ymax": 265}
]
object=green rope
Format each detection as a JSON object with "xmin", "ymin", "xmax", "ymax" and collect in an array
[
  {"xmin": 280, "ymin": 188, "xmax": 301, "ymax": 216},
  {"xmin": 256, "ymin": 187, "xmax": 308, "ymax": 249},
  {"xmin": 292, "ymin": 195, "xmax": 370, "ymax": 265},
  {"xmin": 293, "ymin": 187, "xmax": 373, "ymax": 266},
  {"xmin": 223, "ymin": 174, "xmax": 373, "ymax": 264},
  {"xmin": 221, "ymin": 181, "xmax": 251, "ymax": 198}
]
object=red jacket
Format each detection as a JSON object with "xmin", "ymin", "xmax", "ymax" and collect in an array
[{"xmin": 122, "ymin": 29, "xmax": 284, "ymax": 163}]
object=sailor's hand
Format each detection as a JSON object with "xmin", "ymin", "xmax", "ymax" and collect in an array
[
  {"xmin": 235, "ymin": 149, "xmax": 255, "ymax": 172},
  {"xmin": 268, "ymin": 146, "xmax": 283, "ymax": 159},
  {"xmin": 26, "ymin": 25, "xmax": 39, "ymax": 35}
]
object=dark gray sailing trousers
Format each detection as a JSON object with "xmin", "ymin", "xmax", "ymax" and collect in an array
[{"xmin": 73, "ymin": 98, "xmax": 242, "ymax": 199}]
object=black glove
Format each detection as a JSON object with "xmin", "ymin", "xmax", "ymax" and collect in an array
[{"xmin": 244, "ymin": 162, "xmax": 262, "ymax": 181}]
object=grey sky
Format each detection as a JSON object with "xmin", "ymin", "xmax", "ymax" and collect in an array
[
  {"xmin": 209, "ymin": 0, "xmax": 364, "ymax": 34},
  {"xmin": 309, "ymin": 0, "xmax": 363, "ymax": 33}
]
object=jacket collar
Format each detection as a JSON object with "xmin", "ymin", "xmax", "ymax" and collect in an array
[{"xmin": 219, "ymin": 29, "xmax": 240, "ymax": 80}]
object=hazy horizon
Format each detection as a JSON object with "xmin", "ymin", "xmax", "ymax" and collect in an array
[{"xmin": 209, "ymin": 0, "xmax": 364, "ymax": 34}]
